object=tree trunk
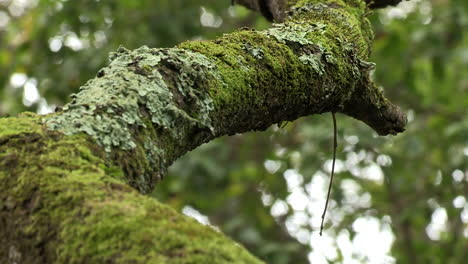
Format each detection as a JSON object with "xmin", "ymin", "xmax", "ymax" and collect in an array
[{"xmin": 0, "ymin": 0, "xmax": 406, "ymax": 263}]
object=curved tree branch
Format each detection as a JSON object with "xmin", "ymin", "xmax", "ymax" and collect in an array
[{"xmin": 1, "ymin": 0, "xmax": 406, "ymax": 262}]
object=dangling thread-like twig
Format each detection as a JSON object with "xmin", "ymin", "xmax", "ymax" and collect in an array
[{"xmin": 320, "ymin": 112, "xmax": 337, "ymax": 236}]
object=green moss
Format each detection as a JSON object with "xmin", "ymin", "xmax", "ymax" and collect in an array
[
  {"xmin": 179, "ymin": 6, "xmax": 369, "ymax": 129},
  {"xmin": 0, "ymin": 112, "xmax": 42, "ymax": 137},
  {"xmin": 1, "ymin": 114, "xmax": 262, "ymax": 263},
  {"xmin": 289, "ymin": 0, "xmax": 372, "ymax": 57},
  {"xmin": 58, "ymin": 191, "xmax": 263, "ymax": 263}
]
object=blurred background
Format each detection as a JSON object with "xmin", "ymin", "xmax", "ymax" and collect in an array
[{"xmin": 0, "ymin": 0, "xmax": 467, "ymax": 263}]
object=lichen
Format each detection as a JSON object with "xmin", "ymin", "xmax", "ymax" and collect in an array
[
  {"xmin": 242, "ymin": 43, "xmax": 265, "ymax": 59},
  {"xmin": 43, "ymin": 46, "xmax": 216, "ymax": 154},
  {"xmin": 263, "ymin": 21, "xmax": 326, "ymax": 45},
  {"xmin": 41, "ymin": 46, "xmax": 222, "ymax": 192}
]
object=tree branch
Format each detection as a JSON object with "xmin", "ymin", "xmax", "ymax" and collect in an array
[
  {"xmin": 364, "ymin": 0, "xmax": 406, "ymax": 9},
  {"xmin": 1, "ymin": 0, "xmax": 406, "ymax": 262},
  {"xmin": 231, "ymin": 1, "xmax": 408, "ymax": 22}
]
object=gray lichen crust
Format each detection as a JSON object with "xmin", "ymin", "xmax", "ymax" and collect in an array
[
  {"xmin": 43, "ymin": 46, "xmax": 219, "ymax": 192},
  {"xmin": 44, "ymin": 46, "xmax": 215, "ymax": 153}
]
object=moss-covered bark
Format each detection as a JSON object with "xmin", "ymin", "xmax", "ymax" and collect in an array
[
  {"xmin": 1, "ymin": 0, "xmax": 406, "ymax": 262},
  {"xmin": 0, "ymin": 113, "xmax": 262, "ymax": 263}
]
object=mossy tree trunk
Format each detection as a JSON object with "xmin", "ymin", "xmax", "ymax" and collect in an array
[{"xmin": 0, "ymin": 0, "xmax": 406, "ymax": 263}]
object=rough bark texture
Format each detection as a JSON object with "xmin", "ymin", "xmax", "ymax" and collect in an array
[{"xmin": 0, "ymin": 0, "xmax": 406, "ymax": 263}]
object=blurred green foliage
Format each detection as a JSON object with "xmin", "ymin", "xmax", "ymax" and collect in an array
[{"xmin": 1, "ymin": 0, "xmax": 466, "ymax": 263}]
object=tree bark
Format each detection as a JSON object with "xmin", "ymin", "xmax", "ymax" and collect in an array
[{"xmin": 0, "ymin": 0, "xmax": 406, "ymax": 262}]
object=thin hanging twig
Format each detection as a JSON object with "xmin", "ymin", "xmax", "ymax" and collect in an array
[{"xmin": 320, "ymin": 112, "xmax": 337, "ymax": 236}]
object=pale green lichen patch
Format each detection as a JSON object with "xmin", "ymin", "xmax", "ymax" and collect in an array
[
  {"xmin": 42, "ymin": 46, "xmax": 220, "ymax": 191},
  {"xmin": 242, "ymin": 43, "xmax": 265, "ymax": 59},
  {"xmin": 264, "ymin": 21, "xmax": 326, "ymax": 45},
  {"xmin": 262, "ymin": 21, "xmax": 338, "ymax": 77},
  {"xmin": 358, "ymin": 58, "xmax": 376, "ymax": 71},
  {"xmin": 43, "ymin": 46, "xmax": 216, "ymax": 155},
  {"xmin": 299, "ymin": 53, "xmax": 324, "ymax": 75}
]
